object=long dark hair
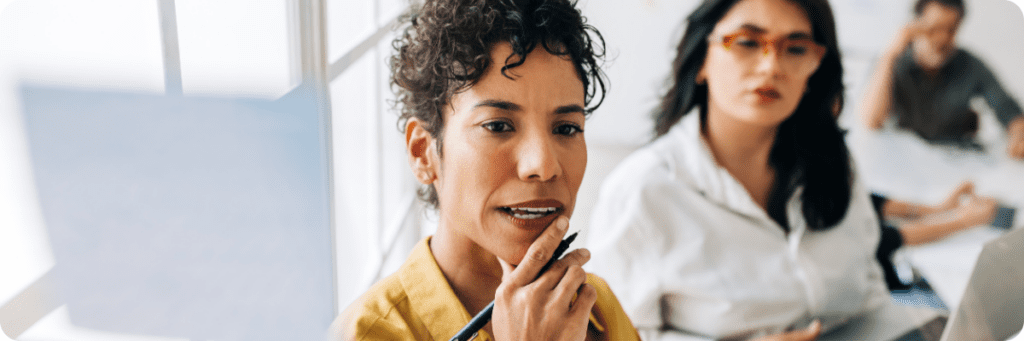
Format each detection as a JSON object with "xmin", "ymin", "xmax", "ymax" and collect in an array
[{"xmin": 653, "ymin": 0, "xmax": 851, "ymax": 231}]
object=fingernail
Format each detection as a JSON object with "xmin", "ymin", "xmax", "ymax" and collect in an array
[
  {"xmin": 579, "ymin": 248, "xmax": 590, "ymax": 259},
  {"xmin": 559, "ymin": 216, "xmax": 569, "ymax": 231}
]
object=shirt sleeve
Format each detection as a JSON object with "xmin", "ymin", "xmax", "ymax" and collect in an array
[
  {"xmin": 889, "ymin": 48, "xmax": 915, "ymax": 120},
  {"xmin": 972, "ymin": 56, "xmax": 1024, "ymax": 126}
]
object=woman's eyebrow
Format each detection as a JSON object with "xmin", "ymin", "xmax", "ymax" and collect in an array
[
  {"xmin": 473, "ymin": 99, "xmax": 521, "ymax": 112},
  {"xmin": 555, "ymin": 104, "xmax": 585, "ymax": 115},
  {"xmin": 473, "ymin": 100, "xmax": 584, "ymax": 115},
  {"xmin": 737, "ymin": 23, "xmax": 813, "ymax": 39},
  {"xmin": 739, "ymin": 23, "xmax": 768, "ymax": 33}
]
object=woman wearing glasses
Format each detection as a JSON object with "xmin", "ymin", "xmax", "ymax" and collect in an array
[{"xmin": 586, "ymin": 0, "xmax": 888, "ymax": 340}]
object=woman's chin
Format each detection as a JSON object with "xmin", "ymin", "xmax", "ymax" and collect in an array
[{"xmin": 494, "ymin": 251, "xmax": 527, "ymax": 268}]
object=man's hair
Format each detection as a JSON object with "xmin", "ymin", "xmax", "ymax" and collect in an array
[
  {"xmin": 914, "ymin": 0, "xmax": 965, "ymax": 17},
  {"xmin": 391, "ymin": 0, "xmax": 607, "ymax": 209}
]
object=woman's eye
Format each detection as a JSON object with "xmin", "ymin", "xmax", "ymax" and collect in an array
[
  {"xmin": 483, "ymin": 121, "xmax": 513, "ymax": 133},
  {"xmin": 554, "ymin": 123, "xmax": 583, "ymax": 136},
  {"xmin": 736, "ymin": 38, "xmax": 761, "ymax": 50},
  {"xmin": 786, "ymin": 45, "xmax": 809, "ymax": 55}
]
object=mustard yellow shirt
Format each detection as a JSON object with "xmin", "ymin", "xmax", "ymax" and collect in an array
[{"xmin": 331, "ymin": 237, "xmax": 640, "ymax": 341}]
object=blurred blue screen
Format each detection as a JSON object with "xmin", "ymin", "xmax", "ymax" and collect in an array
[{"xmin": 20, "ymin": 86, "xmax": 333, "ymax": 341}]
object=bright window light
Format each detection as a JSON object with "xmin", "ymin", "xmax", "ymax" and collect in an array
[
  {"xmin": 175, "ymin": 0, "xmax": 293, "ymax": 98},
  {"xmin": 0, "ymin": 0, "xmax": 164, "ymax": 93},
  {"xmin": 326, "ymin": 0, "xmax": 374, "ymax": 63}
]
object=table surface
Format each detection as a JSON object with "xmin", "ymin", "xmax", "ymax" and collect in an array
[{"xmin": 846, "ymin": 126, "xmax": 1024, "ymax": 311}]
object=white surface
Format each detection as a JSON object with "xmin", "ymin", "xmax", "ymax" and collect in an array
[{"xmin": 847, "ymin": 125, "xmax": 1024, "ymax": 311}]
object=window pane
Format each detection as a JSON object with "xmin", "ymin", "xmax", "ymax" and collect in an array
[
  {"xmin": 176, "ymin": 0, "xmax": 294, "ymax": 98},
  {"xmin": 375, "ymin": 32, "xmax": 420, "ymax": 278},
  {"xmin": 330, "ymin": 50, "xmax": 378, "ymax": 309},
  {"xmin": 0, "ymin": 0, "xmax": 164, "ymax": 92},
  {"xmin": 326, "ymin": 0, "xmax": 374, "ymax": 63},
  {"xmin": 379, "ymin": 0, "xmax": 408, "ymax": 24}
]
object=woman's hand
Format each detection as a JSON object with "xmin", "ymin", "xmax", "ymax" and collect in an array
[
  {"xmin": 492, "ymin": 216, "xmax": 597, "ymax": 341},
  {"xmin": 753, "ymin": 320, "xmax": 821, "ymax": 341},
  {"xmin": 936, "ymin": 181, "xmax": 975, "ymax": 214},
  {"xmin": 953, "ymin": 195, "xmax": 998, "ymax": 228}
]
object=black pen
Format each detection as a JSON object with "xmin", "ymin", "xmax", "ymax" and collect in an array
[{"xmin": 449, "ymin": 231, "xmax": 579, "ymax": 341}]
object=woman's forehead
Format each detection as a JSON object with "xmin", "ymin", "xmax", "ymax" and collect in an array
[
  {"xmin": 714, "ymin": 0, "xmax": 813, "ymax": 36},
  {"xmin": 442, "ymin": 42, "xmax": 584, "ymax": 120}
]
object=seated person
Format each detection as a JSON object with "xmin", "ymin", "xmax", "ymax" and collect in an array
[
  {"xmin": 586, "ymin": 0, "xmax": 886, "ymax": 339},
  {"xmin": 860, "ymin": 0, "xmax": 1024, "ymax": 158},
  {"xmin": 872, "ymin": 182, "xmax": 1001, "ymax": 290},
  {"xmin": 330, "ymin": 0, "xmax": 639, "ymax": 340}
]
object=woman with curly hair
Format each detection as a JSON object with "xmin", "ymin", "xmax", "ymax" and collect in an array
[{"xmin": 330, "ymin": 0, "xmax": 639, "ymax": 340}]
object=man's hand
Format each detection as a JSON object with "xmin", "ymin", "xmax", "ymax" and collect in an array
[
  {"xmin": 885, "ymin": 21, "xmax": 922, "ymax": 58},
  {"xmin": 492, "ymin": 216, "xmax": 596, "ymax": 341}
]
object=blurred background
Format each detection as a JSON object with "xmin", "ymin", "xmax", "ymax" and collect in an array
[{"xmin": 0, "ymin": 0, "xmax": 1022, "ymax": 340}]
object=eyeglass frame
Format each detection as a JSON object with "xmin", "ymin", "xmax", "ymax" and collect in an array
[{"xmin": 706, "ymin": 30, "xmax": 827, "ymax": 74}]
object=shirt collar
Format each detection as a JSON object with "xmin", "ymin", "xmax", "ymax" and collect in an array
[
  {"xmin": 664, "ymin": 111, "xmax": 770, "ymax": 219},
  {"xmin": 400, "ymin": 237, "xmax": 476, "ymax": 340},
  {"xmin": 400, "ymin": 237, "xmax": 604, "ymax": 340}
]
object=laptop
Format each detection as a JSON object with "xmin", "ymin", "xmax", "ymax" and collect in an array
[{"xmin": 937, "ymin": 226, "xmax": 1024, "ymax": 341}]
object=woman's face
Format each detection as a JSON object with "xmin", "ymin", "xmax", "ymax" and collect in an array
[
  {"xmin": 699, "ymin": 0, "xmax": 821, "ymax": 128},
  {"xmin": 427, "ymin": 42, "xmax": 587, "ymax": 265}
]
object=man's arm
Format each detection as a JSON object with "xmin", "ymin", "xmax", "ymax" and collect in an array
[
  {"xmin": 861, "ymin": 24, "xmax": 919, "ymax": 130},
  {"xmin": 1007, "ymin": 117, "xmax": 1024, "ymax": 159},
  {"xmin": 972, "ymin": 57, "xmax": 1024, "ymax": 159}
]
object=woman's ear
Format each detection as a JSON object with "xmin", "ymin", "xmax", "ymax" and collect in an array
[
  {"xmin": 405, "ymin": 118, "xmax": 438, "ymax": 185},
  {"xmin": 696, "ymin": 66, "xmax": 707, "ymax": 85}
]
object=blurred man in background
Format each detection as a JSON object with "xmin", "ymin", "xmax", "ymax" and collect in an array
[{"xmin": 861, "ymin": 0, "xmax": 1024, "ymax": 159}]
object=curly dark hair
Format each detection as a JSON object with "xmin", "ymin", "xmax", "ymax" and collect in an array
[{"xmin": 391, "ymin": 0, "xmax": 607, "ymax": 209}]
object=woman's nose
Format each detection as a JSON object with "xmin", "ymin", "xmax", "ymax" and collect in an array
[
  {"xmin": 755, "ymin": 49, "xmax": 785, "ymax": 78},
  {"xmin": 516, "ymin": 132, "xmax": 562, "ymax": 182}
]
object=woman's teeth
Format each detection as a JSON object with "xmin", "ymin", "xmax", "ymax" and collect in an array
[{"xmin": 505, "ymin": 207, "xmax": 557, "ymax": 219}]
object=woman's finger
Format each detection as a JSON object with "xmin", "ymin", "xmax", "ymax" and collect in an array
[
  {"xmin": 549, "ymin": 264, "xmax": 589, "ymax": 310},
  {"xmin": 532, "ymin": 248, "xmax": 590, "ymax": 290},
  {"xmin": 506, "ymin": 216, "xmax": 570, "ymax": 286},
  {"xmin": 497, "ymin": 257, "xmax": 515, "ymax": 279},
  {"xmin": 568, "ymin": 283, "xmax": 598, "ymax": 320},
  {"xmin": 785, "ymin": 320, "xmax": 822, "ymax": 341}
]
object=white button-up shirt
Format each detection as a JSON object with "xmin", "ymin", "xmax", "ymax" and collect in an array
[{"xmin": 585, "ymin": 112, "xmax": 889, "ymax": 340}]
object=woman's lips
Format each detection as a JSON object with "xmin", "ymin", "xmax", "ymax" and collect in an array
[
  {"xmin": 755, "ymin": 87, "xmax": 781, "ymax": 103},
  {"xmin": 498, "ymin": 199, "xmax": 564, "ymax": 230}
]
